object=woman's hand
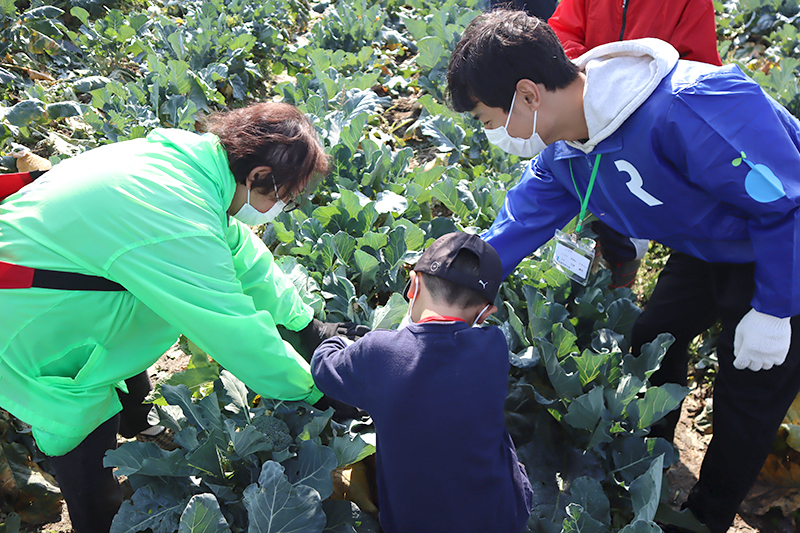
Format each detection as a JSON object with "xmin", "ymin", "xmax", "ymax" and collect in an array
[{"xmin": 299, "ymin": 318, "xmax": 370, "ymax": 353}]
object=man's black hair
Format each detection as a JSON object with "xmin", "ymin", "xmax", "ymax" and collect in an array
[
  {"xmin": 447, "ymin": 8, "xmax": 581, "ymax": 113},
  {"xmin": 421, "ymin": 249, "xmax": 488, "ymax": 309}
]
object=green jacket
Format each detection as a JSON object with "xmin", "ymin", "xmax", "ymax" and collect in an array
[{"xmin": 0, "ymin": 129, "xmax": 322, "ymax": 456}]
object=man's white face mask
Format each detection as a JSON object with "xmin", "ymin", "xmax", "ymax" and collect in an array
[
  {"xmin": 484, "ymin": 92, "xmax": 547, "ymax": 158},
  {"xmin": 232, "ymin": 181, "xmax": 286, "ymax": 226}
]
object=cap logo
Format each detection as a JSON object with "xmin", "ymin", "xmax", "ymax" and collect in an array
[
  {"xmin": 430, "ymin": 261, "xmax": 441, "ymax": 271},
  {"xmin": 478, "ymin": 279, "xmax": 487, "ymax": 288}
]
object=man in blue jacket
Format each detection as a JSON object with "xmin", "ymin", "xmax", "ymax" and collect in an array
[{"xmin": 447, "ymin": 9, "xmax": 800, "ymax": 533}]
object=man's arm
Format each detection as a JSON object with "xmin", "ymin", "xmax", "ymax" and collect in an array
[
  {"xmin": 665, "ymin": 73, "xmax": 800, "ymax": 319},
  {"xmin": 483, "ymin": 157, "xmax": 581, "ymax": 278}
]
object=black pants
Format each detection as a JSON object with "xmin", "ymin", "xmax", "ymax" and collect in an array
[
  {"xmin": 47, "ymin": 371, "xmax": 153, "ymax": 533},
  {"xmin": 631, "ymin": 253, "xmax": 800, "ymax": 533}
]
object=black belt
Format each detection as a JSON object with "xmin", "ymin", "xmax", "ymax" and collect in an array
[
  {"xmin": 2, "ymin": 170, "xmax": 126, "ymax": 292},
  {"xmin": 0, "ymin": 261, "xmax": 125, "ymax": 291}
]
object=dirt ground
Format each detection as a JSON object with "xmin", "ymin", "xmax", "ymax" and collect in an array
[
  {"xmin": 25, "ymin": 344, "xmax": 800, "ymax": 533},
  {"xmin": 665, "ymin": 384, "xmax": 798, "ymax": 533}
]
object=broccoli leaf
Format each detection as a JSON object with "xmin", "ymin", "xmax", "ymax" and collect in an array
[
  {"xmin": 243, "ymin": 462, "xmax": 326, "ymax": 533},
  {"xmin": 110, "ymin": 485, "xmax": 186, "ymax": 533},
  {"xmin": 178, "ymin": 494, "xmax": 230, "ymax": 533},
  {"xmin": 285, "ymin": 440, "xmax": 338, "ymax": 500}
]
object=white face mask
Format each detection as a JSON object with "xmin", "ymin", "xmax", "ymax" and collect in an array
[
  {"xmin": 232, "ymin": 186, "xmax": 286, "ymax": 226},
  {"xmin": 398, "ymin": 276, "xmax": 419, "ymax": 330},
  {"xmin": 484, "ymin": 92, "xmax": 547, "ymax": 158},
  {"xmin": 471, "ymin": 302, "xmax": 491, "ymax": 328}
]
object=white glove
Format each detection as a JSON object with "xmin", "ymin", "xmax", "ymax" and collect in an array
[{"xmin": 733, "ymin": 308, "xmax": 791, "ymax": 371}]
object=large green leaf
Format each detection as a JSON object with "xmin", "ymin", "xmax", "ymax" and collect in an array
[
  {"xmin": 178, "ymin": 494, "xmax": 230, "ymax": 533},
  {"xmin": 330, "ymin": 432, "xmax": 375, "ymax": 468},
  {"xmin": 162, "ymin": 384, "xmax": 213, "ymax": 433},
  {"xmin": 629, "ymin": 454, "xmax": 664, "ymax": 523},
  {"xmin": 432, "ymin": 177, "xmax": 471, "ymax": 219},
  {"xmin": 568, "ymin": 477, "xmax": 610, "ymax": 526},
  {"xmin": 509, "ymin": 346, "xmax": 541, "ymax": 369},
  {"xmin": 604, "ymin": 374, "xmax": 644, "ymax": 420},
  {"xmin": 542, "ymin": 340, "xmax": 583, "ymax": 401},
  {"xmin": 570, "ymin": 350, "xmax": 610, "ymax": 387},
  {"xmin": 4, "ymin": 100, "xmax": 46, "ymax": 127},
  {"xmin": 353, "ymin": 249, "xmax": 380, "ymax": 291},
  {"xmin": 418, "ymin": 115, "xmax": 465, "ymax": 153},
  {"xmin": 219, "ymin": 370, "xmax": 251, "ymax": 422},
  {"xmin": 243, "ymin": 462, "xmax": 326, "ymax": 533},
  {"xmin": 45, "ymin": 102, "xmax": 82, "ymax": 120},
  {"xmin": 563, "ymin": 386, "xmax": 605, "ymax": 431},
  {"xmin": 285, "ymin": 440, "xmax": 338, "ymax": 500},
  {"xmin": 103, "ymin": 440, "xmax": 192, "ymax": 477},
  {"xmin": 415, "ymin": 36, "xmax": 447, "ymax": 71},
  {"xmin": 321, "ymin": 500, "xmax": 360, "ymax": 533},
  {"xmin": 0, "ymin": 441, "xmax": 61, "ymax": 526},
  {"xmin": 371, "ymin": 292, "xmax": 407, "ymax": 330},
  {"xmin": 224, "ymin": 420, "xmax": 272, "ymax": 458},
  {"xmin": 332, "ymin": 231, "xmax": 357, "ymax": 265},
  {"xmin": 611, "ymin": 437, "xmax": 674, "ymax": 486},
  {"xmin": 503, "ymin": 301, "xmax": 529, "ymax": 346},
  {"xmin": 627, "ymin": 383, "xmax": 688, "ymax": 431},
  {"xmin": 553, "ymin": 323, "xmax": 578, "ymax": 360},
  {"xmin": 561, "ymin": 503, "xmax": 607, "ymax": 533},
  {"xmin": 111, "ymin": 485, "xmax": 186, "ymax": 533},
  {"xmin": 622, "ymin": 333, "xmax": 674, "ymax": 382},
  {"xmin": 618, "ymin": 520, "xmax": 663, "ymax": 533},
  {"xmin": 374, "ymin": 191, "xmax": 408, "ymax": 214}
]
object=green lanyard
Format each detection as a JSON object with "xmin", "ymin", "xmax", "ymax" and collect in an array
[{"xmin": 569, "ymin": 153, "xmax": 602, "ymax": 234}]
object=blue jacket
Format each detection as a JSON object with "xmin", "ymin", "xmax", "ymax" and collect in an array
[
  {"xmin": 484, "ymin": 61, "xmax": 800, "ymax": 318},
  {"xmin": 312, "ymin": 324, "xmax": 533, "ymax": 533}
]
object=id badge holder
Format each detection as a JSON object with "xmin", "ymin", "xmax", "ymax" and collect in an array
[{"xmin": 550, "ymin": 229, "xmax": 596, "ymax": 285}]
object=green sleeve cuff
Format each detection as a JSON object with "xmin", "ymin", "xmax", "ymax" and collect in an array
[
  {"xmin": 285, "ymin": 304, "xmax": 314, "ymax": 332},
  {"xmin": 306, "ymin": 385, "xmax": 324, "ymax": 405}
]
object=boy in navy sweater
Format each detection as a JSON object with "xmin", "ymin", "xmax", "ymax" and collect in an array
[{"xmin": 312, "ymin": 232, "xmax": 533, "ymax": 533}]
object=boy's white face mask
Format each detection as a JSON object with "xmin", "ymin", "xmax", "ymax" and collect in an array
[
  {"xmin": 471, "ymin": 302, "xmax": 491, "ymax": 328},
  {"xmin": 398, "ymin": 276, "xmax": 419, "ymax": 330},
  {"xmin": 484, "ymin": 92, "xmax": 547, "ymax": 158}
]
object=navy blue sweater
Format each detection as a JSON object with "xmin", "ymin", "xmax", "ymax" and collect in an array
[{"xmin": 311, "ymin": 322, "xmax": 533, "ymax": 533}]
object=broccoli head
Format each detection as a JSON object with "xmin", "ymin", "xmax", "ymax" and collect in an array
[{"xmin": 252, "ymin": 414, "xmax": 293, "ymax": 452}]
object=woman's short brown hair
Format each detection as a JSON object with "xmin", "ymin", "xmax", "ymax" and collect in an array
[{"xmin": 201, "ymin": 102, "xmax": 330, "ymax": 195}]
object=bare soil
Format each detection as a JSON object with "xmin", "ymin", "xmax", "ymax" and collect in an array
[{"xmin": 665, "ymin": 384, "xmax": 798, "ymax": 533}]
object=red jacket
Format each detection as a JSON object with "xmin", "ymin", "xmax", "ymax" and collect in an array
[{"xmin": 548, "ymin": 0, "xmax": 722, "ymax": 65}]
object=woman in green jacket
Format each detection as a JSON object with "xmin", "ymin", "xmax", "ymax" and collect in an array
[{"xmin": 0, "ymin": 102, "xmax": 348, "ymax": 532}]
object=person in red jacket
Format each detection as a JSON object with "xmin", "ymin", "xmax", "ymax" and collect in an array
[{"xmin": 548, "ymin": 0, "xmax": 722, "ymax": 66}]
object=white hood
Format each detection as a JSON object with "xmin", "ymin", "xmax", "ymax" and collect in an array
[{"xmin": 567, "ymin": 38, "xmax": 679, "ymax": 153}]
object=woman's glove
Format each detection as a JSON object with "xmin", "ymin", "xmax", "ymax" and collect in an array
[
  {"xmin": 733, "ymin": 308, "xmax": 791, "ymax": 371},
  {"xmin": 299, "ymin": 318, "xmax": 370, "ymax": 353}
]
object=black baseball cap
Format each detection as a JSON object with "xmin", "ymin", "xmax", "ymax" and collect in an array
[{"xmin": 408, "ymin": 231, "xmax": 503, "ymax": 303}]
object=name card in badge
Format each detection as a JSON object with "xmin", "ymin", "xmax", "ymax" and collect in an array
[{"xmin": 551, "ymin": 229, "xmax": 595, "ymax": 285}]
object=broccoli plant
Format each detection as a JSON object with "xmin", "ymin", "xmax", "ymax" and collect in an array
[{"xmin": 104, "ymin": 371, "xmax": 376, "ymax": 533}]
